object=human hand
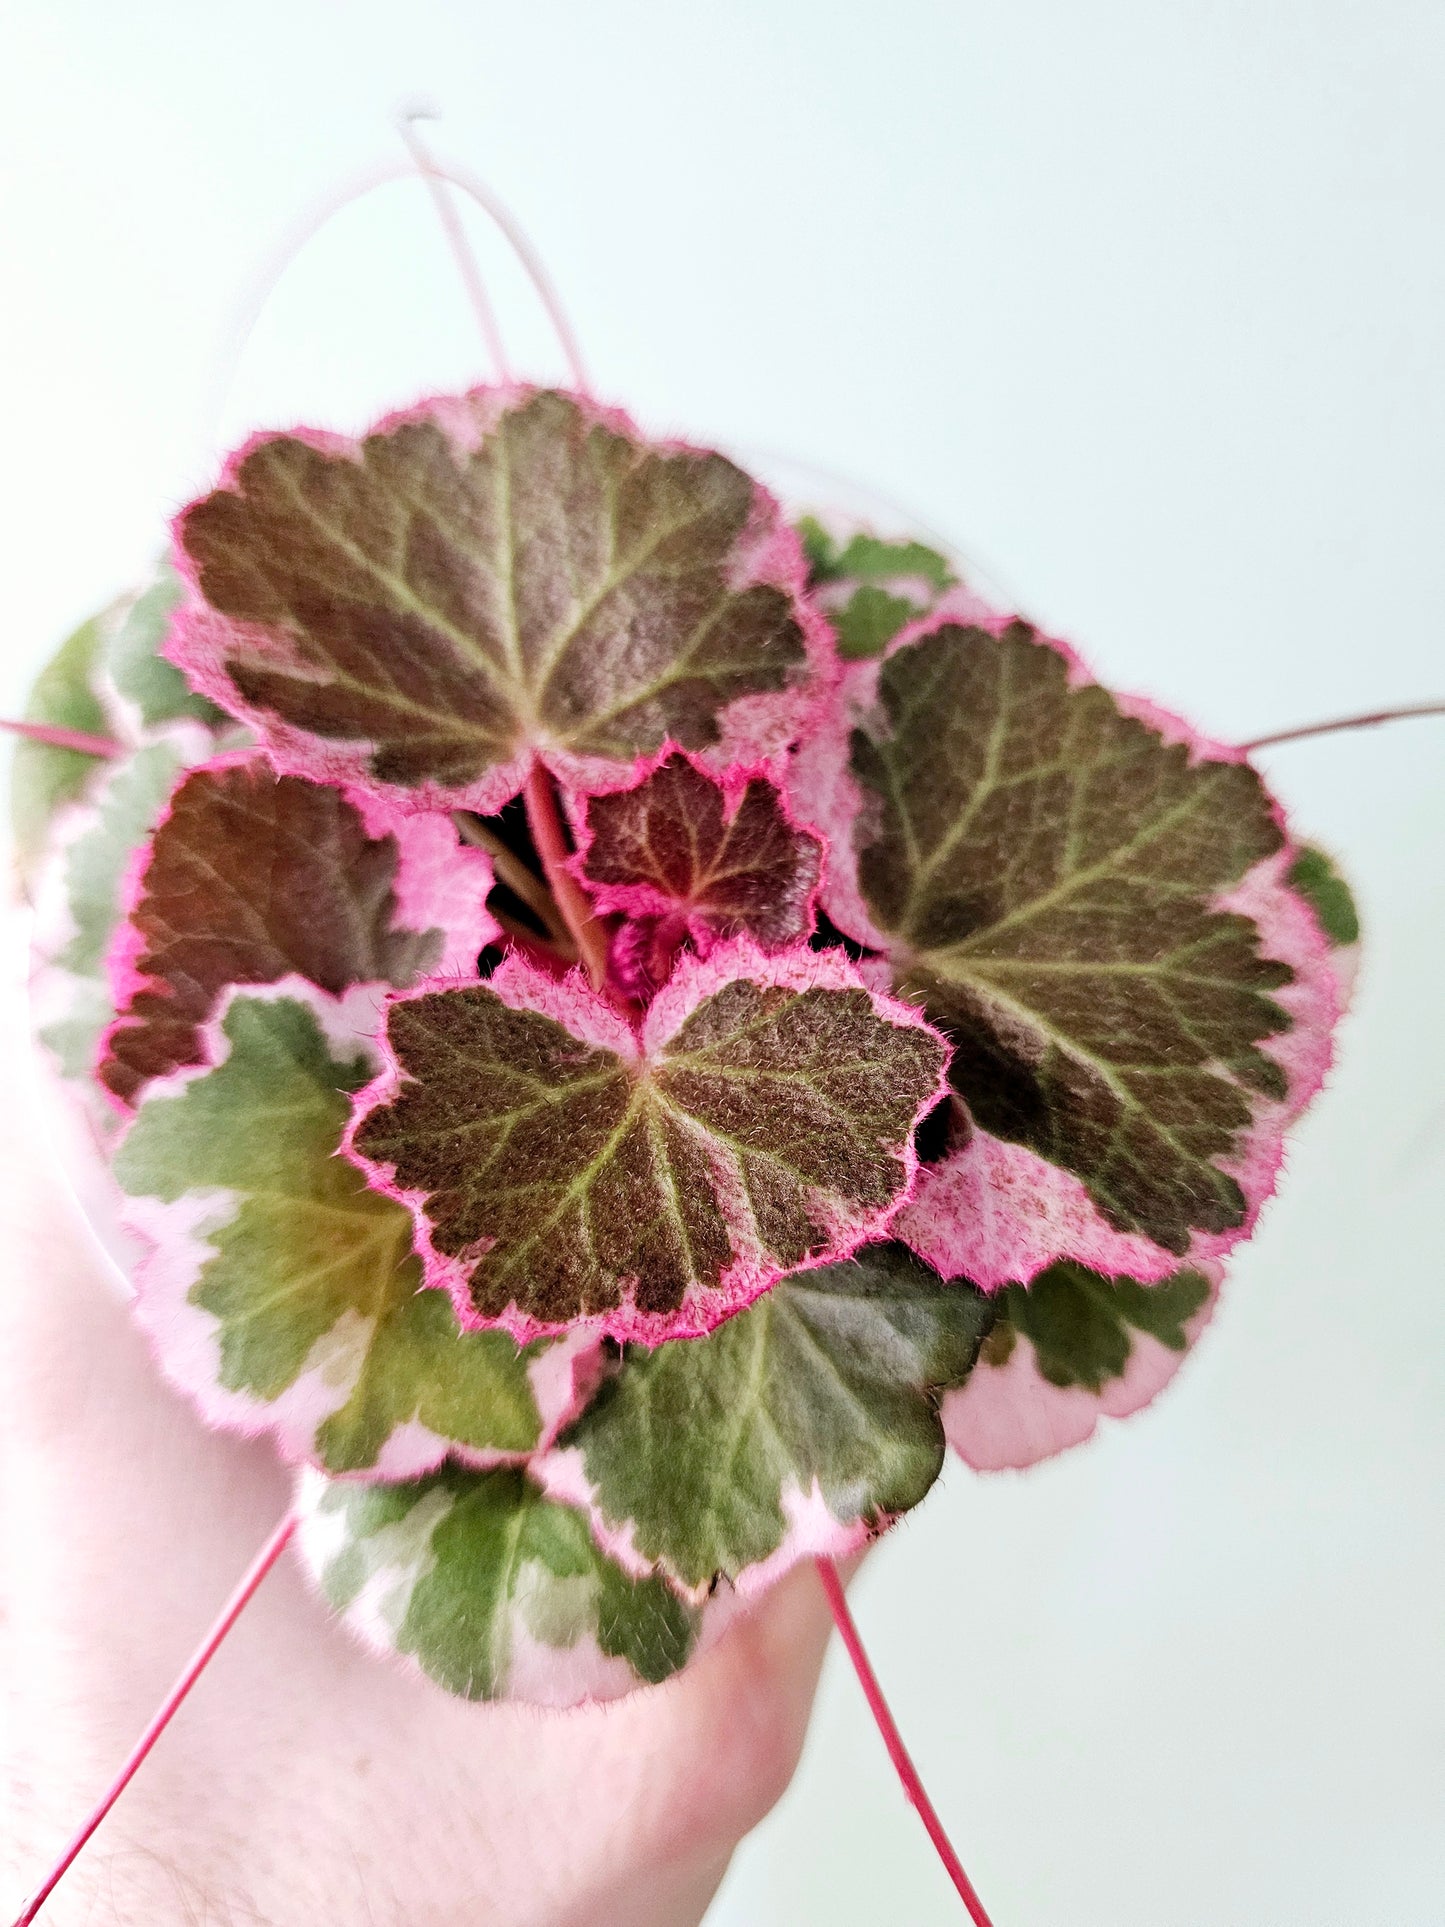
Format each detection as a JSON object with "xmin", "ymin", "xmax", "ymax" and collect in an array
[{"xmin": 0, "ymin": 903, "xmax": 838, "ymax": 1927}]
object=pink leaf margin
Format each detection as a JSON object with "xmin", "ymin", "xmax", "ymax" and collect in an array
[
  {"xmin": 941, "ymin": 1261, "xmax": 1222, "ymax": 1473},
  {"xmin": 343, "ymin": 938, "xmax": 951, "ymax": 1349},
  {"xmin": 896, "ymin": 845, "xmax": 1345, "ymax": 1289},
  {"xmin": 165, "ymin": 385, "xmax": 839, "ymax": 818},
  {"xmin": 792, "ymin": 607, "xmax": 1347, "ymax": 1289},
  {"xmin": 793, "ymin": 607, "xmax": 1264, "ymax": 961},
  {"xmin": 95, "ymin": 749, "xmax": 498, "ymax": 1118}
]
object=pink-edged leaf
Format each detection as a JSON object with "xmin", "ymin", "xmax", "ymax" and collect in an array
[
  {"xmin": 97, "ymin": 752, "xmax": 496, "ymax": 1108},
  {"xmin": 942, "ymin": 1260, "xmax": 1219, "ymax": 1471},
  {"xmin": 297, "ymin": 1463, "xmax": 711, "ymax": 1705},
  {"xmin": 802, "ymin": 616, "xmax": 1344, "ymax": 1275},
  {"xmin": 897, "ymin": 843, "xmax": 1346, "ymax": 1287},
  {"xmin": 168, "ymin": 386, "xmax": 833, "ymax": 814},
  {"xmin": 574, "ymin": 748, "xmax": 823, "ymax": 995},
  {"xmin": 112, "ymin": 991, "xmax": 593, "ymax": 1476},
  {"xmin": 538, "ymin": 1242, "xmax": 993, "ymax": 1598},
  {"xmin": 346, "ymin": 941, "xmax": 949, "ymax": 1345}
]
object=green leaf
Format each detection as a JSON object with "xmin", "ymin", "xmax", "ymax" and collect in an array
[
  {"xmin": 944, "ymin": 1260, "xmax": 1217, "ymax": 1470},
  {"xmin": 831, "ymin": 532, "xmax": 955, "ymax": 593},
  {"xmin": 558, "ymin": 1244, "xmax": 993, "ymax": 1592},
  {"xmin": 114, "ymin": 995, "xmax": 546, "ymax": 1476},
  {"xmin": 832, "ymin": 583, "xmax": 923, "ymax": 660},
  {"xmin": 991, "ymin": 1262, "xmax": 1211, "ymax": 1392},
  {"xmin": 36, "ymin": 741, "xmax": 189, "ymax": 1082},
  {"xmin": 8, "ymin": 604, "xmax": 115, "ymax": 883},
  {"xmin": 846, "ymin": 621, "xmax": 1294, "ymax": 1255},
  {"xmin": 1287, "ymin": 845, "xmax": 1360, "ymax": 948},
  {"xmin": 106, "ymin": 563, "xmax": 226, "ymax": 729},
  {"xmin": 349, "ymin": 951, "xmax": 948, "ymax": 1343},
  {"xmin": 173, "ymin": 389, "xmax": 816, "ymax": 809},
  {"xmin": 304, "ymin": 1464, "xmax": 699, "ymax": 1702},
  {"xmin": 795, "ymin": 516, "xmax": 955, "ymax": 594}
]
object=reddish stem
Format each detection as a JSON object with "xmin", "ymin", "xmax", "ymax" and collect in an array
[
  {"xmin": 522, "ymin": 760, "xmax": 613, "ymax": 994},
  {"xmin": 814, "ymin": 1557, "xmax": 995, "ymax": 1926},
  {"xmin": 1243, "ymin": 698, "xmax": 1445, "ymax": 751},
  {"xmin": 0, "ymin": 717, "xmax": 121, "ymax": 758},
  {"xmin": 13, "ymin": 1510, "xmax": 298, "ymax": 1927}
]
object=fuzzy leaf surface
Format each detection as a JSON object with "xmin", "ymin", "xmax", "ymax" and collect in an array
[
  {"xmin": 301, "ymin": 1464, "xmax": 699, "ymax": 1703},
  {"xmin": 579, "ymin": 750, "xmax": 823, "ymax": 970},
  {"xmin": 171, "ymin": 388, "xmax": 819, "ymax": 811},
  {"xmin": 114, "ymin": 995, "xmax": 550, "ymax": 1476},
  {"xmin": 552, "ymin": 1243, "xmax": 992, "ymax": 1595},
  {"xmin": 843, "ymin": 621, "xmax": 1297, "ymax": 1255},
  {"xmin": 348, "ymin": 947, "xmax": 947, "ymax": 1344},
  {"xmin": 943, "ymin": 1259, "xmax": 1217, "ymax": 1471},
  {"xmin": 100, "ymin": 754, "xmax": 494, "ymax": 1107}
]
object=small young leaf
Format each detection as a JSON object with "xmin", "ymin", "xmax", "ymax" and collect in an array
[
  {"xmin": 99, "ymin": 753, "xmax": 496, "ymax": 1107},
  {"xmin": 546, "ymin": 1243, "xmax": 992, "ymax": 1596},
  {"xmin": 347, "ymin": 944, "xmax": 949, "ymax": 1345},
  {"xmin": 822, "ymin": 620, "xmax": 1323, "ymax": 1258},
  {"xmin": 299, "ymin": 1463, "xmax": 700, "ymax": 1703},
  {"xmin": 170, "ymin": 388, "xmax": 828, "ymax": 813},
  {"xmin": 577, "ymin": 750, "xmax": 823, "ymax": 990},
  {"xmin": 114, "ymin": 994, "xmax": 572, "ymax": 1476},
  {"xmin": 942, "ymin": 1260, "xmax": 1218, "ymax": 1471}
]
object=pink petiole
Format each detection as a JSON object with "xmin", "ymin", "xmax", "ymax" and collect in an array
[{"xmin": 11, "ymin": 1511, "xmax": 298, "ymax": 1927}]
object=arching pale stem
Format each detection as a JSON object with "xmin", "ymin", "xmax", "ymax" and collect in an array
[
  {"xmin": 399, "ymin": 111, "xmax": 512, "ymax": 382},
  {"xmin": 814, "ymin": 1557, "xmax": 996, "ymax": 1926},
  {"xmin": 12, "ymin": 1510, "xmax": 298, "ymax": 1927},
  {"xmin": 205, "ymin": 144, "xmax": 591, "ymax": 452}
]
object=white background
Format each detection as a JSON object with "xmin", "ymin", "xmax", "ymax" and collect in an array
[{"xmin": 2, "ymin": 5, "xmax": 1442, "ymax": 1922}]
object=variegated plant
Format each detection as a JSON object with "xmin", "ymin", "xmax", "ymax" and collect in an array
[{"xmin": 11, "ymin": 383, "xmax": 1357, "ymax": 1736}]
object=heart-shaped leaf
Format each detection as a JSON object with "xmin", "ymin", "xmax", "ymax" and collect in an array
[
  {"xmin": 347, "ymin": 943, "xmax": 948, "ymax": 1345},
  {"xmin": 113, "ymin": 993, "xmax": 583, "ymax": 1476},
  {"xmin": 806, "ymin": 619, "xmax": 1342, "ymax": 1275},
  {"xmin": 542, "ymin": 1243, "xmax": 992, "ymax": 1597},
  {"xmin": 99, "ymin": 753, "xmax": 496, "ymax": 1108},
  {"xmin": 298, "ymin": 1463, "xmax": 701, "ymax": 1704},
  {"xmin": 942, "ymin": 1260, "xmax": 1218, "ymax": 1471},
  {"xmin": 169, "ymin": 388, "xmax": 828, "ymax": 814}
]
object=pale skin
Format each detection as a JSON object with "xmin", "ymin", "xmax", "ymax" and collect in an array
[{"xmin": 0, "ymin": 904, "xmax": 838, "ymax": 1927}]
